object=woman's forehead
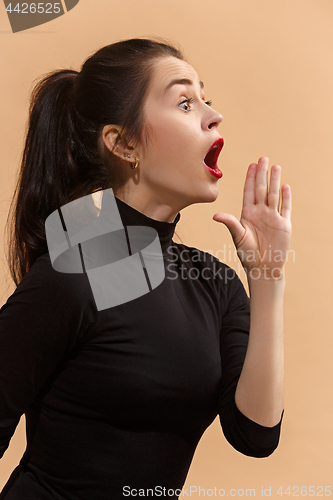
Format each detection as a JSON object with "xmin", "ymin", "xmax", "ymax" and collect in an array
[{"xmin": 150, "ymin": 57, "xmax": 202, "ymax": 96}]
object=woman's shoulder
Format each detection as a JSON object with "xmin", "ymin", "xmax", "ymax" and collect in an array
[
  {"xmin": 170, "ymin": 241, "xmax": 238, "ymax": 274},
  {"xmin": 21, "ymin": 252, "xmax": 94, "ymax": 299},
  {"xmin": 1, "ymin": 252, "xmax": 98, "ymax": 326},
  {"xmin": 170, "ymin": 241, "xmax": 247, "ymax": 300}
]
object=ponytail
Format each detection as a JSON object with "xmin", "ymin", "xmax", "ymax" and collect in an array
[{"xmin": 5, "ymin": 70, "xmax": 93, "ymax": 285}]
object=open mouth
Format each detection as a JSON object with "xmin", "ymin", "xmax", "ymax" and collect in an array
[{"xmin": 204, "ymin": 138, "xmax": 224, "ymax": 169}]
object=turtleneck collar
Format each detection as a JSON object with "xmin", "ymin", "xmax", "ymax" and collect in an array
[{"xmin": 114, "ymin": 196, "xmax": 181, "ymax": 253}]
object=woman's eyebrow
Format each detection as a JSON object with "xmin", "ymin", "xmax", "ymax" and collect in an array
[{"xmin": 164, "ymin": 78, "xmax": 204, "ymax": 94}]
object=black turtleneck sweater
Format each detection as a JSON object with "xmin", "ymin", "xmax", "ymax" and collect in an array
[{"xmin": 0, "ymin": 196, "xmax": 283, "ymax": 500}]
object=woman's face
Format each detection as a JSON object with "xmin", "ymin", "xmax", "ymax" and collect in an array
[{"xmin": 135, "ymin": 56, "xmax": 224, "ymax": 217}]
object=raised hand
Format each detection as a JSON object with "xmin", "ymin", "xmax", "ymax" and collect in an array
[{"xmin": 213, "ymin": 157, "xmax": 292, "ymax": 279}]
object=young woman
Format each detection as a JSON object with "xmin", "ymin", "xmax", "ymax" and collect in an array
[{"xmin": 0, "ymin": 38, "xmax": 292, "ymax": 499}]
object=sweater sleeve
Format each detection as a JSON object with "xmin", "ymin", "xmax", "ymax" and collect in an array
[
  {"xmin": 217, "ymin": 267, "xmax": 284, "ymax": 458},
  {"xmin": 0, "ymin": 253, "xmax": 98, "ymax": 459}
]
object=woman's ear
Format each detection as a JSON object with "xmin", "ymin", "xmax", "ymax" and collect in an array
[{"xmin": 102, "ymin": 125, "xmax": 136, "ymax": 163}]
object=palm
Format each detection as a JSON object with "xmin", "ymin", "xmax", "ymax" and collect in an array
[{"xmin": 213, "ymin": 157, "xmax": 292, "ymax": 277}]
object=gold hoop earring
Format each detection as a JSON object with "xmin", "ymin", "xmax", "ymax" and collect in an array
[{"xmin": 131, "ymin": 157, "xmax": 139, "ymax": 170}]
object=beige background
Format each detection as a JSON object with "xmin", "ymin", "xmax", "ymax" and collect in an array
[{"xmin": 0, "ymin": 0, "xmax": 332, "ymax": 497}]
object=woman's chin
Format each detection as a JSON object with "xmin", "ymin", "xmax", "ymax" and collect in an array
[{"xmin": 198, "ymin": 184, "xmax": 219, "ymax": 203}]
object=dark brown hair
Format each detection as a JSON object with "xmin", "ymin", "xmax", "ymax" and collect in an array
[{"xmin": 5, "ymin": 38, "xmax": 184, "ymax": 286}]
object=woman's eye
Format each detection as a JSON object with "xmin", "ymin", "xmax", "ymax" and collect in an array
[
  {"xmin": 179, "ymin": 98, "xmax": 194, "ymax": 111},
  {"xmin": 178, "ymin": 98, "xmax": 213, "ymax": 111}
]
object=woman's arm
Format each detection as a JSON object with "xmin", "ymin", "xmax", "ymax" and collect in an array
[
  {"xmin": 213, "ymin": 156, "xmax": 292, "ymax": 429},
  {"xmin": 235, "ymin": 275, "xmax": 285, "ymax": 427}
]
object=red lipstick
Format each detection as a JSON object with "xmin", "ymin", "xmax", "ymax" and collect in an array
[{"xmin": 203, "ymin": 138, "xmax": 224, "ymax": 179}]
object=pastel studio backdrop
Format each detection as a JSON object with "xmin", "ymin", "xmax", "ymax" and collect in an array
[{"xmin": 0, "ymin": 0, "xmax": 332, "ymax": 496}]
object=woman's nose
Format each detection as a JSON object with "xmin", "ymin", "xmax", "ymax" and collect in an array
[{"xmin": 205, "ymin": 107, "xmax": 223, "ymax": 130}]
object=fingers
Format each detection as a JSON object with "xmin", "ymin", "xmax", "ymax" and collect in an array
[
  {"xmin": 255, "ymin": 157, "xmax": 268, "ymax": 204},
  {"xmin": 268, "ymin": 164, "xmax": 281, "ymax": 210},
  {"xmin": 242, "ymin": 163, "xmax": 257, "ymax": 208},
  {"xmin": 247, "ymin": 158, "xmax": 286, "ymax": 214},
  {"xmin": 212, "ymin": 213, "xmax": 246, "ymax": 246},
  {"xmin": 281, "ymin": 184, "xmax": 292, "ymax": 220}
]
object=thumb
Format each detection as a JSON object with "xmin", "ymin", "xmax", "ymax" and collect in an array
[{"xmin": 212, "ymin": 213, "xmax": 246, "ymax": 247}]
